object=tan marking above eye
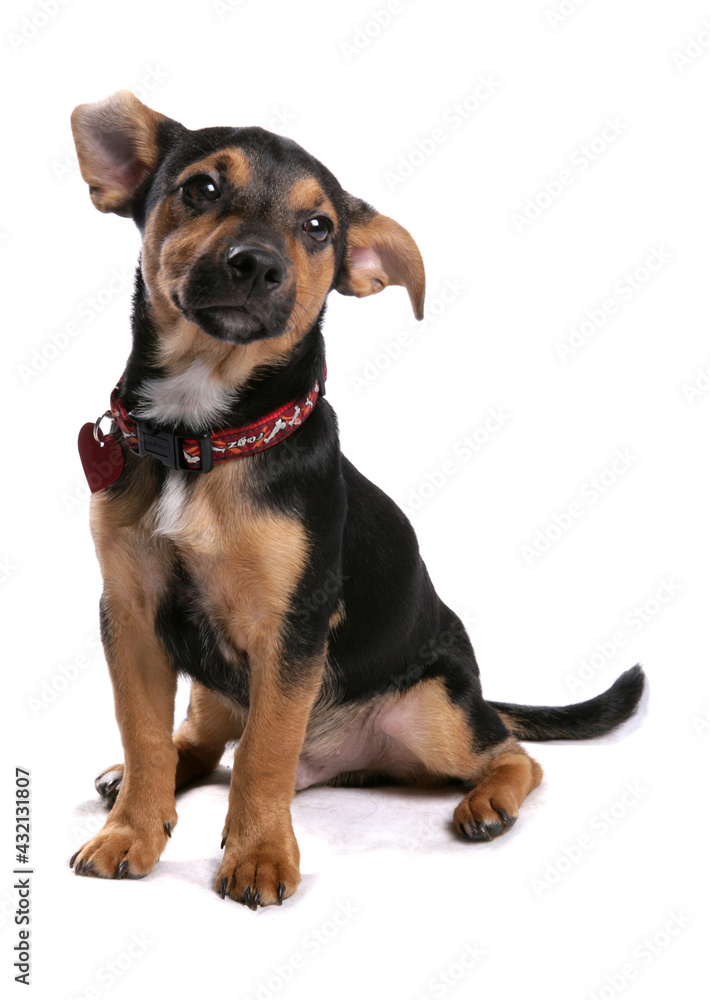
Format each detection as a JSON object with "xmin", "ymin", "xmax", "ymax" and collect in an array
[
  {"xmin": 288, "ymin": 176, "xmax": 337, "ymax": 232},
  {"xmin": 174, "ymin": 147, "xmax": 252, "ymax": 192}
]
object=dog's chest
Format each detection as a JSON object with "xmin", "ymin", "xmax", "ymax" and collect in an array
[
  {"xmin": 152, "ymin": 470, "xmax": 193, "ymax": 540},
  {"xmin": 146, "ymin": 466, "xmax": 309, "ymax": 656},
  {"xmin": 135, "ymin": 360, "xmax": 236, "ymax": 431}
]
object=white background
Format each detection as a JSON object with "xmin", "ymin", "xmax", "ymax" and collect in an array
[{"xmin": 2, "ymin": 0, "xmax": 709, "ymax": 997}]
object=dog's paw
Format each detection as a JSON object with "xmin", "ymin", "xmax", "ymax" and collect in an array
[
  {"xmin": 454, "ymin": 789, "xmax": 518, "ymax": 842},
  {"xmin": 95, "ymin": 764, "xmax": 124, "ymax": 807},
  {"xmin": 216, "ymin": 831, "xmax": 301, "ymax": 908},
  {"xmin": 70, "ymin": 816, "xmax": 174, "ymax": 879}
]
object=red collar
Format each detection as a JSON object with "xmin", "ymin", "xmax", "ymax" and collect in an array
[{"xmin": 109, "ymin": 371, "xmax": 324, "ymax": 473}]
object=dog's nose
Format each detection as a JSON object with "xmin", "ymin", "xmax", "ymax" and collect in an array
[{"xmin": 226, "ymin": 245, "xmax": 285, "ymax": 296}]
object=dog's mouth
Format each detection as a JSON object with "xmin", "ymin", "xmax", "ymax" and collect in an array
[{"xmin": 182, "ymin": 296, "xmax": 291, "ymax": 344}]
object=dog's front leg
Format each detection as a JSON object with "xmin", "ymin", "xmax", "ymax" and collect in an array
[
  {"xmin": 71, "ymin": 590, "xmax": 178, "ymax": 879},
  {"xmin": 216, "ymin": 649, "xmax": 325, "ymax": 907}
]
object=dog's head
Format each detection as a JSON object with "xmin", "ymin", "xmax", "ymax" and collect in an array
[{"xmin": 71, "ymin": 91, "xmax": 425, "ymax": 354}]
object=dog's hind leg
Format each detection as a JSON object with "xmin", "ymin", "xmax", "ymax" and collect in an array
[
  {"xmin": 379, "ymin": 677, "xmax": 543, "ymax": 841},
  {"xmin": 451, "ymin": 748, "xmax": 543, "ymax": 841},
  {"xmin": 96, "ymin": 682, "xmax": 245, "ymax": 806},
  {"xmin": 174, "ymin": 682, "xmax": 245, "ymax": 787}
]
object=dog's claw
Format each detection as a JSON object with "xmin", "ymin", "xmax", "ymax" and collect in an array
[
  {"xmin": 277, "ymin": 882, "xmax": 285, "ymax": 906},
  {"xmin": 164, "ymin": 822, "xmax": 172, "ymax": 838},
  {"xmin": 219, "ymin": 877, "xmax": 228, "ymax": 899},
  {"xmin": 220, "ymin": 836, "xmax": 226, "ymax": 849},
  {"xmin": 467, "ymin": 819, "xmax": 492, "ymax": 841},
  {"xmin": 75, "ymin": 859, "xmax": 85, "ymax": 875},
  {"xmin": 116, "ymin": 860, "xmax": 129, "ymax": 879},
  {"xmin": 69, "ymin": 850, "xmax": 79, "ymax": 869}
]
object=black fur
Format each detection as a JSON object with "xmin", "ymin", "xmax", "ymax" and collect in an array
[{"xmin": 488, "ymin": 665, "xmax": 645, "ymax": 741}]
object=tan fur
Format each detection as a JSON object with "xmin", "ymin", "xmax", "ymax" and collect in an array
[
  {"xmin": 71, "ymin": 91, "xmax": 167, "ymax": 216},
  {"xmin": 379, "ymin": 678, "xmax": 543, "ymax": 819},
  {"xmin": 175, "ymin": 148, "xmax": 252, "ymax": 191},
  {"xmin": 173, "ymin": 683, "xmax": 246, "ymax": 788},
  {"xmin": 98, "ymin": 683, "xmax": 246, "ymax": 795},
  {"xmin": 218, "ymin": 651, "xmax": 326, "ymax": 905},
  {"xmin": 336, "ymin": 211, "xmax": 426, "ymax": 319},
  {"xmin": 283, "ymin": 176, "xmax": 339, "ymax": 338},
  {"xmin": 71, "ymin": 492, "xmax": 179, "ymax": 878},
  {"xmin": 384, "ymin": 678, "xmax": 485, "ymax": 778},
  {"xmin": 454, "ymin": 752, "xmax": 543, "ymax": 836},
  {"xmin": 328, "ymin": 599, "xmax": 346, "ymax": 630},
  {"xmin": 288, "ymin": 176, "xmax": 338, "ymax": 222},
  {"xmin": 285, "ymin": 229, "xmax": 335, "ymax": 339}
]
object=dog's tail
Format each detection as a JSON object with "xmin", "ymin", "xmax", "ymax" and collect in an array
[{"xmin": 488, "ymin": 665, "xmax": 645, "ymax": 741}]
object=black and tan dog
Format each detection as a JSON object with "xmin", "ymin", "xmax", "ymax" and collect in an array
[{"xmin": 69, "ymin": 92, "xmax": 644, "ymax": 908}]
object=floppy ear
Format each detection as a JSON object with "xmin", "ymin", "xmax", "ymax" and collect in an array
[
  {"xmin": 70, "ymin": 90, "xmax": 171, "ymax": 217},
  {"xmin": 335, "ymin": 194, "xmax": 426, "ymax": 320}
]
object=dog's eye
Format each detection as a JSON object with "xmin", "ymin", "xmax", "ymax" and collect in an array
[
  {"xmin": 182, "ymin": 175, "xmax": 221, "ymax": 204},
  {"xmin": 303, "ymin": 216, "xmax": 332, "ymax": 242}
]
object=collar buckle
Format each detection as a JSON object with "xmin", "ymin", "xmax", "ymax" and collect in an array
[{"xmin": 130, "ymin": 415, "xmax": 213, "ymax": 473}]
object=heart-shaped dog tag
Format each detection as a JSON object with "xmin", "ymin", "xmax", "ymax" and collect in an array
[{"xmin": 78, "ymin": 422, "xmax": 124, "ymax": 493}]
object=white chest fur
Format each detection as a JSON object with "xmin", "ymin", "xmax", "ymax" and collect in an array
[
  {"xmin": 136, "ymin": 360, "xmax": 235, "ymax": 431},
  {"xmin": 152, "ymin": 470, "xmax": 192, "ymax": 539}
]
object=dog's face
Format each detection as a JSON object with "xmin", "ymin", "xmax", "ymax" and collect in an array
[{"xmin": 71, "ymin": 92, "xmax": 425, "ymax": 357}]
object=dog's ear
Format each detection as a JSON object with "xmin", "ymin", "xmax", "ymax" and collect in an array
[
  {"xmin": 335, "ymin": 194, "xmax": 425, "ymax": 320},
  {"xmin": 71, "ymin": 90, "xmax": 172, "ymax": 218}
]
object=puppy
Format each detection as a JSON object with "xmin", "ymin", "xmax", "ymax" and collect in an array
[{"xmin": 69, "ymin": 92, "xmax": 644, "ymax": 908}]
